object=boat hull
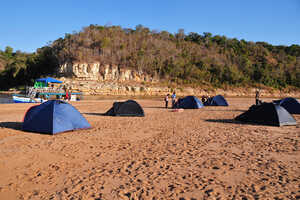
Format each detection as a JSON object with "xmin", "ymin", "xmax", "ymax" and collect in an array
[{"xmin": 13, "ymin": 96, "xmax": 46, "ymax": 103}]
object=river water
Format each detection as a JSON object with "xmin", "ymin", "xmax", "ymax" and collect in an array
[
  {"xmin": 0, "ymin": 93, "xmax": 14, "ymax": 104},
  {"xmin": 0, "ymin": 93, "xmax": 165, "ymax": 104}
]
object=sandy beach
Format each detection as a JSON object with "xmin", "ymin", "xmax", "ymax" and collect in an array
[{"xmin": 0, "ymin": 98, "xmax": 299, "ymax": 200}]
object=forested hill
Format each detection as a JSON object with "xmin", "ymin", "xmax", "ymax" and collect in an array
[{"xmin": 1, "ymin": 24, "xmax": 300, "ymax": 90}]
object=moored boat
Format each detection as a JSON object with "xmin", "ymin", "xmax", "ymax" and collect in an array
[
  {"xmin": 12, "ymin": 95, "xmax": 47, "ymax": 103},
  {"xmin": 12, "ymin": 77, "xmax": 82, "ymax": 103}
]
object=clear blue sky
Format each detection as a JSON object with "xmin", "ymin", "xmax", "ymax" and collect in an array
[{"xmin": 1, "ymin": 0, "xmax": 299, "ymax": 53}]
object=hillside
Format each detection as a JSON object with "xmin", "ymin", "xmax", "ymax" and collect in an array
[{"xmin": 0, "ymin": 24, "xmax": 300, "ymax": 92}]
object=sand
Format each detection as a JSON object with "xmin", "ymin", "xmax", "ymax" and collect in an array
[{"xmin": 0, "ymin": 98, "xmax": 299, "ymax": 200}]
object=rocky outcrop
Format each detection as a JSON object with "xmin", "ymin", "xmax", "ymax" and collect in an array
[
  {"xmin": 58, "ymin": 78, "xmax": 300, "ymax": 98},
  {"xmin": 58, "ymin": 62, "xmax": 300, "ymax": 98},
  {"xmin": 59, "ymin": 62, "xmax": 158, "ymax": 82}
]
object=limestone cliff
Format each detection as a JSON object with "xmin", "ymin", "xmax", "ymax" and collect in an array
[
  {"xmin": 58, "ymin": 62, "xmax": 300, "ymax": 98},
  {"xmin": 59, "ymin": 62, "xmax": 157, "ymax": 82}
]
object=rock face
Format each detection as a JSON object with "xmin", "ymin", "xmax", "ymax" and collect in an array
[
  {"xmin": 59, "ymin": 62, "xmax": 157, "ymax": 82},
  {"xmin": 58, "ymin": 62, "xmax": 300, "ymax": 98}
]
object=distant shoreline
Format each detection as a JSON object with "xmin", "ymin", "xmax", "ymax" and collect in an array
[{"xmin": 1, "ymin": 88, "xmax": 300, "ymax": 99}]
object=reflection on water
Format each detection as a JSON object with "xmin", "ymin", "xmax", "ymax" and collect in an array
[{"xmin": 0, "ymin": 97, "xmax": 13, "ymax": 104}]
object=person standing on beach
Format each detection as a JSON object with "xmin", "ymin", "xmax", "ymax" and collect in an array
[
  {"xmin": 65, "ymin": 89, "xmax": 69, "ymax": 101},
  {"xmin": 171, "ymin": 92, "xmax": 176, "ymax": 108},
  {"xmin": 255, "ymin": 89, "xmax": 261, "ymax": 105},
  {"xmin": 165, "ymin": 94, "xmax": 169, "ymax": 108},
  {"xmin": 201, "ymin": 95, "xmax": 207, "ymax": 104}
]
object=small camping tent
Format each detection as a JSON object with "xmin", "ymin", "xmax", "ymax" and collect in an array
[
  {"xmin": 23, "ymin": 100, "xmax": 91, "ymax": 134},
  {"xmin": 204, "ymin": 95, "xmax": 229, "ymax": 106},
  {"xmin": 235, "ymin": 102, "xmax": 297, "ymax": 127},
  {"xmin": 105, "ymin": 100, "xmax": 145, "ymax": 117},
  {"xmin": 273, "ymin": 97, "xmax": 300, "ymax": 114},
  {"xmin": 174, "ymin": 96, "xmax": 203, "ymax": 109}
]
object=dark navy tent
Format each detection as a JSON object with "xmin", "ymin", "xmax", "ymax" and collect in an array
[
  {"xmin": 105, "ymin": 100, "xmax": 145, "ymax": 117},
  {"xmin": 23, "ymin": 100, "xmax": 91, "ymax": 134},
  {"xmin": 273, "ymin": 97, "xmax": 300, "ymax": 114},
  {"xmin": 36, "ymin": 77, "xmax": 63, "ymax": 84},
  {"xmin": 174, "ymin": 96, "xmax": 203, "ymax": 109},
  {"xmin": 204, "ymin": 95, "xmax": 228, "ymax": 106},
  {"xmin": 235, "ymin": 102, "xmax": 297, "ymax": 127}
]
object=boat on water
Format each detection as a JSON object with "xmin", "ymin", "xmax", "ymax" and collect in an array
[
  {"xmin": 12, "ymin": 77, "xmax": 81, "ymax": 103},
  {"xmin": 12, "ymin": 95, "xmax": 47, "ymax": 103}
]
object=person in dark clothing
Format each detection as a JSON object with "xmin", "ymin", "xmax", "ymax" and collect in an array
[{"xmin": 201, "ymin": 95, "xmax": 207, "ymax": 104}]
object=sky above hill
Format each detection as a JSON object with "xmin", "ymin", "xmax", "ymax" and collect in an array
[{"xmin": 1, "ymin": 0, "xmax": 299, "ymax": 53}]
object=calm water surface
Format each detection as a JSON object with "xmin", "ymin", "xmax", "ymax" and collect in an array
[{"xmin": 0, "ymin": 93, "xmax": 14, "ymax": 104}]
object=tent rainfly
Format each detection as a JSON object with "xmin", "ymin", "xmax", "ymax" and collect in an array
[
  {"xmin": 273, "ymin": 97, "xmax": 300, "ymax": 114},
  {"xmin": 105, "ymin": 100, "xmax": 145, "ymax": 117},
  {"xmin": 23, "ymin": 100, "xmax": 91, "ymax": 134},
  {"xmin": 174, "ymin": 96, "xmax": 203, "ymax": 109},
  {"xmin": 235, "ymin": 102, "xmax": 297, "ymax": 127},
  {"xmin": 204, "ymin": 95, "xmax": 229, "ymax": 106}
]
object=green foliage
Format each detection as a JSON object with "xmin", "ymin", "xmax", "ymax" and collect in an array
[
  {"xmin": 0, "ymin": 24, "xmax": 300, "ymax": 91},
  {"xmin": 0, "ymin": 45, "xmax": 59, "ymax": 90}
]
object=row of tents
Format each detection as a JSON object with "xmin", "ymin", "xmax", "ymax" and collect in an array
[
  {"xmin": 21, "ymin": 96, "xmax": 300, "ymax": 135},
  {"xmin": 22, "ymin": 99, "xmax": 145, "ymax": 134},
  {"xmin": 235, "ymin": 97, "xmax": 300, "ymax": 127},
  {"xmin": 21, "ymin": 95, "xmax": 227, "ymax": 135},
  {"xmin": 174, "ymin": 95, "xmax": 228, "ymax": 109}
]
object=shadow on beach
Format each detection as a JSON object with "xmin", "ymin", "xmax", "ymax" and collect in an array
[
  {"xmin": 203, "ymin": 108, "xmax": 246, "ymax": 112},
  {"xmin": 143, "ymin": 106, "xmax": 166, "ymax": 109},
  {"xmin": 205, "ymin": 119, "xmax": 239, "ymax": 124},
  {"xmin": 205, "ymin": 119, "xmax": 259, "ymax": 126},
  {"xmin": 0, "ymin": 122, "xmax": 23, "ymax": 130},
  {"xmin": 83, "ymin": 112, "xmax": 107, "ymax": 116},
  {"xmin": 205, "ymin": 119, "xmax": 282, "ymax": 127}
]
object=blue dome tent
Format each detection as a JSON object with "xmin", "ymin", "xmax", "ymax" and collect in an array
[
  {"xmin": 204, "ymin": 95, "xmax": 229, "ymax": 106},
  {"xmin": 174, "ymin": 96, "xmax": 203, "ymax": 109},
  {"xmin": 23, "ymin": 100, "xmax": 91, "ymax": 134},
  {"xmin": 274, "ymin": 97, "xmax": 300, "ymax": 114}
]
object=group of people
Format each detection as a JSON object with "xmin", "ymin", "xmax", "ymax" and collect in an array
[
  {"xmin": 201, "ymin": 95, "xmax": 211, "ymax": 105},
  {"xmin": 164, "ymin": 88, "xmax": 262, "ymax": 109},
  {"xmin": 164, "ymin": 92, "xmax": 177, "ymax": 109}
]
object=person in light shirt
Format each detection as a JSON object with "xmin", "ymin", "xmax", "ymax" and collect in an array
[
  {"xmin": 164, "ymin": 94, "xmax": 169, "ymax": 108},
  {"xmin": 171, "ymin": 92, "xmax": 176, "ymax": 108}
]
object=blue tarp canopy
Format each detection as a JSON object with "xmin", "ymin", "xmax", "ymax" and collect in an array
[
  {"xmin": 36, "ymin": 77, "xmax": 62, "ymax": 84},
  {"xmin": 22, "ymin": 100, "xmax": 91, "ymax": 134},
  {"xmin": 174, "ymin": 96, "xmax": 203, "ymax": 109}
]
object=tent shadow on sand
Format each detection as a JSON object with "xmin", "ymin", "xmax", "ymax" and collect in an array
[
  {"xmin": 142, "ymin": 106, "xmax": 165, "ymax": 109},
  {"xmin": 0, "ymin": 122, "xmax": 23, "ymax": 131},
  {"xmin": 205, "ymin": 119, "xmax": 243, "ymax": 125},
  {"xmin": 83, "ymin": 113, "xmax": 107, "ymax": 116},
  {"xmin": 205, "ymin": 119, "xmax": 284, "ymax": 127},
  {"xmin": 203, "ymin": 109, "xmax": 246, "ymax": 112}
]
